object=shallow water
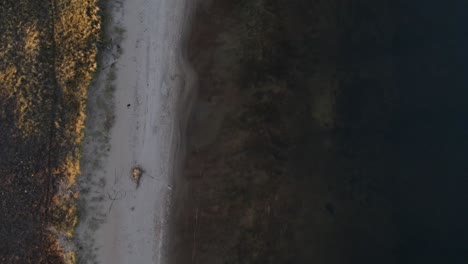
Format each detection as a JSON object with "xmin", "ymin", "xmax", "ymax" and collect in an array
[{"xmin": 172, "ymin": 0, "xmax": 468, "ymax": 263}]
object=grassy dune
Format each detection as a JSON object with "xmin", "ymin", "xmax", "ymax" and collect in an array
[{"xmin": 0, "ymin": 0, "xmax": 100, "ymax": 263}]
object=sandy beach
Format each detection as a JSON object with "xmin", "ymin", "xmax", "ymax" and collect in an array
[{"xmin": 76, "ymin": 0, "xmax": 196, "ymax": 263}]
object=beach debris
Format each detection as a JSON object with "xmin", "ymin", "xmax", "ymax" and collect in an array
[{"xmin": 131, "ymin": 166, "xmax": 143, "ymax": 188}]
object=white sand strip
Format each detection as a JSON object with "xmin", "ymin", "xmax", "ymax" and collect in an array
[{"xmin": 80, "ymin": 0, "xmax": 196, "ymax": 263}]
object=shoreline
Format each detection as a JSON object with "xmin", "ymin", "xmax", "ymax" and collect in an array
[{"xmin": 76, "ymin": 0, "xmax": 196, "ymax": 263}]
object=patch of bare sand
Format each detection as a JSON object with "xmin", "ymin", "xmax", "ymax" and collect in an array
[{"xmin": 76, "ymin": 0, "xmax": 196, "ymax": 263}]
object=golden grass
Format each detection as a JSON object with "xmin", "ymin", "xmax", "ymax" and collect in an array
[
  {"xmin": 24, "ymin": 22, "xmax": 41, "ymax": 58},
  {"xmin": 0, "ymin": 5, "xmax": 53, "ymax": 136},
  {"xmin": 0, "ymin": 0, "xmax": 102, "ymax": 262},
  {"xmin": 49, "ymin": 0, "xmax": 101, "ymax": 262}
]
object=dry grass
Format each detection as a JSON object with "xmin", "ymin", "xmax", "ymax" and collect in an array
[
  {"xmin": 50, "ymin": 0, "xmax": 101, "ymax": 261},
  {"xmin": 0, "ymin": 0, "xmax": 101, "ymax": 263}
]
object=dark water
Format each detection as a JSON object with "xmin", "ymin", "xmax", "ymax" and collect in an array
[
  {"xmin": 338, "ymin": 1, "xmax": 468, "ymax": 263},
  {"xmin": 394, "ymin": 4, "xmax": 468, "ymax": 263}
]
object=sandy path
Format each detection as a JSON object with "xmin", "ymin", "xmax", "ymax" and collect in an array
[{"xmin": 80, "ymin": 0, "xmax": 196, "ymax": 263}]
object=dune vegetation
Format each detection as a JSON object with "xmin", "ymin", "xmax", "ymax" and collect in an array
[{"xmin": 0, "ymin": 0, "xmax": 101, "ymax": 263}]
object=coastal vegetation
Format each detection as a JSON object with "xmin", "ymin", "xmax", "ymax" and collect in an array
[{"xmin": 0, "ymin": 0, "xmax": 101, "ymax": 263}]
